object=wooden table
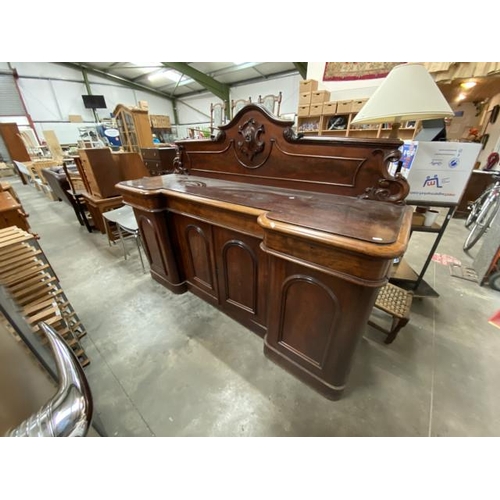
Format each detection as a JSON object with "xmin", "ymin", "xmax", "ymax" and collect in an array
[
  {"xmin": 81, "ymin": 192, "xmax": 123, "ymax": 237},
  {"xmin": 117, "ymin": 104, "xmax": 413, "ymax": 400}
]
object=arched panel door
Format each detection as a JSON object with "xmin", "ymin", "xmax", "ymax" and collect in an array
[
  {"xmin": 134, "ymin": 209, "xmax": 185, "ymax": 294},
  {"xmin": 171, "ymin": 213, "xmax": 218, "ymax": 302},
  {"xmin": 214, "ymin": 227, "xmax": 268, "ymax": 335},
  {"xmin": 277, "ymin": 275, "xmax": 339, "ymax": 369}
]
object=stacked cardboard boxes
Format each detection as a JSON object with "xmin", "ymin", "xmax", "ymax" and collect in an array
[{"xmin": 150, "ymin": 115, "xmax": 172, "ymax": 129}]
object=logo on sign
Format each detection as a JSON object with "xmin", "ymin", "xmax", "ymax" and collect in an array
[
  {"xmin": 449, "ymin": 157, "xmax": 460, "ymax": 168},
  {"xmin": 423, "ymin": 174, "xmax": 443, "ymax": 188}
]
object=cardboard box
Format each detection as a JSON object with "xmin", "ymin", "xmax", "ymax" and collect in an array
[
  {"xmin": 322, "ymin": 102, "xmax": 338, "ymax": 115},
  {"xmin": 299, "ymin": 92, "xmax": 312, "ymax": 105},
  {"xmin": 351, "ymin": 99, "xmax": 368, "ymax": 113},
  {"xmin": 138, "ymin": 100, "xmax": 149, "ymax": 110},
  {"xmin": 311, "ymin": 90, "xmax": 331, "ymax": 104},
  {"xmin": 150, "ymin": 115, "xmax": 171, "ymax": 128},
  {"xmin": 337, "ymin": 100, "xmax": 353, "ymax": 114},
  {"xmin": 298, "ymin": 105, "xmax": 310, "ymax": 117},
  {"xmin": 411, "ymin": 212, "xmax": 425, "ymax": 226},
  {"xmin": 299, "ymin": 79, "xmax": 318, "ymax": 93},
  {"xmin": 309, "ymin": 104, "xmax": 323, "ymax": 117}
]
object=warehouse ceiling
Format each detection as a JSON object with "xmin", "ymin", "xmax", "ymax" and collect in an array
[
  {"xmin": 74, "ymin": 62, "xmax": 303, "ymax": 100},
  {"xmin": 68, "ymin": 62, "xmax": 500, "ymax": 108}
]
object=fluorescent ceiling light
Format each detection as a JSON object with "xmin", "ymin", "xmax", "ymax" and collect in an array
[
  {"xmin": 130, "ymin": 62, "xmax": 162, "ymax": 68},
  {"xmin": 148, "ymin": 69, "xmax": 182, "ymax": 82},
  {"xmin": 163, "ymin": 69, "xmax": 182, "ymax": 81}
]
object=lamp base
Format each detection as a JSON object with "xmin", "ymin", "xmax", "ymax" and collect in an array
[{"xmin": 389, "ymin": 122, "xmax": 401, "ymax": 139}]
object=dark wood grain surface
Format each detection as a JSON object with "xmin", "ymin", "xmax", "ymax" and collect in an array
[{"xmin": 121, "ymin": 174, "xmax": 405, "ymax": 244}]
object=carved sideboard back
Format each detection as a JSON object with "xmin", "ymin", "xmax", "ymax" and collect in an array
[{"xmin": 174, "ymin": 104, "xmax": 409, "ymax": 204}]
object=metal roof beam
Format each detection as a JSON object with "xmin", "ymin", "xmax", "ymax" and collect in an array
[
  {"xmin": 168, "ymin": 69, "xmax": 300, "ymax": 100},
  {"xmin": 293, "ymin": 63, "xmax": 308, "ymax": 79},
  {"xmin": 161, "ymin": 62, "xmax": 230, "ymax": 113},
  {"xmin": 59, "ymin": 62, "xmax": 174, "ymax": 102}
]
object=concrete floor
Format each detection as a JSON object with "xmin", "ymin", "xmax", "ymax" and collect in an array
[{"xmin": 9, "ymin": 177, "xmax": 500, "ymax": 436}]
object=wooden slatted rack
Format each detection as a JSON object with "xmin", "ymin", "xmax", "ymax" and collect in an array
[{"xmin": 0, "ymin": 226, "xmax": 89, "ymax": 367}]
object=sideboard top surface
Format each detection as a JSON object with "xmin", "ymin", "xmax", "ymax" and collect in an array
[{"xmin": 119, "ymin": 174, "xmax": 407, "ymax": 245}]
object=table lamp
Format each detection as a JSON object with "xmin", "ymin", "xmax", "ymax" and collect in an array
[{"xmin": 351, "ymin": 63, "xmax": 454, "ymax": 139}]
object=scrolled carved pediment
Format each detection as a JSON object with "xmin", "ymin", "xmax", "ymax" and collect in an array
[{"xmin": 360, "ymin": 149, "xmax": 409, "ymax": 204}]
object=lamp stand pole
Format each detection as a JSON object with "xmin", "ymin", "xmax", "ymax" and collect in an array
[{"xmin": 389, "ymin": 121, "xmax": 402, "ymax": 139}]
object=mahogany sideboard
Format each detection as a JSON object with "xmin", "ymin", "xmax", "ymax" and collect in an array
[{"xmin": 117, "ymin": 104, "xmax": 413, "ymax": 399}]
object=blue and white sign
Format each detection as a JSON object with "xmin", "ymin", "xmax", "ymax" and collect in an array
[{"xmin": 398, "ymin": 141, "xmax": 481, "ymax": 204}]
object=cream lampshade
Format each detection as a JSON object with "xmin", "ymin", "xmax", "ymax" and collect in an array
[{"xmin": 351, "ymin": 63, "xmax": 454, "ymax": 139}]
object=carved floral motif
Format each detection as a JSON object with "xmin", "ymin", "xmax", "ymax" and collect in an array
[{"xmin": 237, "ymin": 118, "xmax": 265, "ymax": 162}]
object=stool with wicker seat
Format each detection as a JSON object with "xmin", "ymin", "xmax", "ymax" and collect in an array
[{"xmin": 368, "ymin": 283, "xmax": 414, "ymax": 344}]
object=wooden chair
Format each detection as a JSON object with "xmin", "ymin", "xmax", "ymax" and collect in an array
[
  {"xmin": 258, "ymin": 92, "xmax": 282, "ymax": 116},
  {"xmin": 210, "ymin": 102, "xmax": 226, "ymax": 135},
  {"xmin": 13, "ymin": 161, "xmax": 33, "ymax": 186},
  {"xmin": 368, "ymin": 283, "xmax": 414, "ymax": 344},
  {"xmin": 61, "ymin": 162, "xmax": 93, "ymax": 233},
  {"xmin": 231, "ymin": 97, "xmax": 252, "ymax": 117}
]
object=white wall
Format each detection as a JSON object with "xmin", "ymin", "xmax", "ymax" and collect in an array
[
  {"xmin": 307, "ymin": 62, "xmax": 385, "ymax": 101},
  {"xmin": 173, "ymin": 93, "xmax": 213, "ymax": 139},
  {"xmin": 5, "ymin": 62, "xmax": 176, "ymax": 144},
  {"xmin": 231, "ymin": 73, "xmax": 301, "ymax": 116},
  {"xmin": 135, "ymin": 91, "xmax": 174, "ymax": 117},
  {"xmin": 176, "ymin": 93, "xmax": 214, "ymax": 124}
]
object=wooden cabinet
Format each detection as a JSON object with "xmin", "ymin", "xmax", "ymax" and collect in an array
[
  {"xmin": 113, "ymin": 104, "xmax": 153, "ymax": 153},
  {"xmin": 117, "ymin": 104, "xmax": 412, "ymax": 400},
  {"xmin": 78, "ymin": 148, "xmax": 149, "ymax": 198},
  {"xmin": 141, "ymin": 147, "xmax": 177, "ymax": 176},
  {"xmin": 78, "ymin": 148, "xmax": 123, "ymax": 198}
]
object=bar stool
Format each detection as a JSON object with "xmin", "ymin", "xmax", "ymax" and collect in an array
[{"xmin": 102, "ymin": 205, "xmax": 146, "ymax": 272}]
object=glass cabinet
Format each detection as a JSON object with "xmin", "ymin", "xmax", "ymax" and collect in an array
[{"xmin": 113, "ymin": 104, "xmax": 153, "ymax": 153}]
